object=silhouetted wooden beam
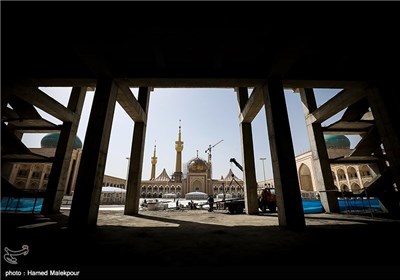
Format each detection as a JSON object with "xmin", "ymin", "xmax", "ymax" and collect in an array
[
  {"xmin": 7, "ymin": 78, "xmax": 372, "ymax": 89},
  {"xmin": 341, "ymin": 98, "xmax": 370, "ymax": 121},
  {"xmin": 12, "ymin": 87, "xmax": 76, "ymax": 122},
  {"xmin": 323, "ymin": 120, "xmax": 374, "ymax": 134},
  {"xmin": 2, "ymin": 154, "xmax": 53, "ymax": 163},
  {"xmin": 308, "ymin": 89, "xmax": 367, "ymax": 124},
  {"xmin": 239, "ymin": 86, "xmax": 264, "ymax": 123},
  {"xmin": 116, "ymin": 84, "xmax": 147, "ymax": 123},
  {"xmin": 330, "ymin": 156, "xmax": 381, "ymax": 164},
  {"xmin": 8, "ymin": 119, "xmax": 59, "ymax": 129},
  {"xmin": 8, "ymin": 95, "xmax": 42, "ymax": 120},
  {"xmin": 350, "ymin": 126, "xmax": 381, "ymax": 157},
  {"xmin": 284, "ymin": 80, "xmax": 370, "ymax": 89}
]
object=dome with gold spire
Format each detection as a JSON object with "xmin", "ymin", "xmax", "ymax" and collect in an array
[{"xmin": 187, "ymin": 157, "xmax": 208, "ymax": 173}]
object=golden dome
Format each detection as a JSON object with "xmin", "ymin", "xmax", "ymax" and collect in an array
[{"xmin": 188, "ymin": 157, "xmax": 208, "ymax": 173}]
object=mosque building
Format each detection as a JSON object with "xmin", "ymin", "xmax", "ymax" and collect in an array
[
  {"xmin": 5, "ymin": 126, "xmax": 377, "ymax": 204},
  {"xmin": 6, "ymin": 133, "xmax": 127, "ymax": 205},
  {"xmin": 5, "ymin": 124, "xmax": 244, "ymax": 203},
  {"xmin": 258, "ymin": 134, "xmax": 379, "ymax": 198},
  {"xmin": 7, "ymin": 133, "xmax": 84, "ymax": 193},
  {"xmin": 140, "ymin": 125, "xmax": 244, "ymax": 199}
]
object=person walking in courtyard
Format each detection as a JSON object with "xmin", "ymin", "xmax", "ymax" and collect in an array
[{"xmin": 207, "ymin": 195, "xmax": 214, "ymax": 212}]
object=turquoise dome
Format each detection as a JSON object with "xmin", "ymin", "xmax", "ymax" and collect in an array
[
  {"xmin": 324, "ymin": 135, "xmax": 350, "ymax": 149},
  {"xmin": 41, "ymin": 133, "xmax": 83, "ymax": 149}
]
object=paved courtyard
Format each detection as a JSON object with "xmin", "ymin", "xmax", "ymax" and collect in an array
[{"xmin": 2, "ymin": 207, "xmax": 400, "ymax": 279}]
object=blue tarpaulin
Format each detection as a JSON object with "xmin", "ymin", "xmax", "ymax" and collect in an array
[
  {"xmin": 302, "ymin": 198, "xmax": 382, "ymax": 214},
  {"xmin": 1, "ymin": 197, "xmax": 43, "ymax": 213},
  {"xmin": 1, "ymin": 197, "xmax": 382, "ymax": 214}
]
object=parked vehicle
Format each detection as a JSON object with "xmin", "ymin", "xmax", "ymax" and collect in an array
[{"xmin": 225, "ymin": 158, "xmax": 277, "ymax": 214}]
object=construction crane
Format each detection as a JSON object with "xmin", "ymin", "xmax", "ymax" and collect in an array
[
  {"xmin": 205, "ymin": 139, "xmax": 224, "ymax": 164},
  {"xmin": 204, "ymin": 140, "xmax": 223, "ymax": 182},
  {"xmin": 229, "ymin": 158, "xmax": 243, "ymax": 172}
]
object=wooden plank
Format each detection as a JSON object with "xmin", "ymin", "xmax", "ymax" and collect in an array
[
  {"xmin": 309, "ymin": 89, "xmax": 367, "ymax": 124},
  {"xmin": 330, "ymin": 156, "xmax": 382, "ymax": 164},
  {"xmin": 350, "ymin": 126, "xmax": 381, "ymax": 157},
  {"xmin": 239, "ymin": 86, "xmax": 264, "ymax": 123},
  {"xmin": 116, "ymin": 83, "xmax": 147, "ymax": 123},
  {"xmin": 12, "ymin": 87, "xmax": 76, "ymax": 122},
  {"xmin": 8, "ymin": 119, "xmax": 58, "ymax": 128},
  {"xmin": 284, "ymin": 80, "xmax": 370, "ymax": 89},
  {"xmin": 1, "ymin": 154, "xmax": 53, "ymax": 163},
  {"xmin": 323, "ymin": 120, "xmax": 374, "ymax": 134}
]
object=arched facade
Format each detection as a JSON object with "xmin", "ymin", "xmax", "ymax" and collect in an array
[
  {"xmin": 6, "ymin": 134, "xmax": 127, "ymax": 205},
  {"xmin": 331, "ymin": 164, "xmax": 375, "ymax": 192},
  {"xmin": 299, "ymin": 163, "xmax": 313, "ymax": 191},
  {"xmin": 140, "ymin": 167, "xmax": 243, "ymax": 199},
  {"xmin": 272, "ymin": 146, "xmax": 380, "ymax": 196},
  {"xmin": 103, "ymin": 174, "xmax": 127, "ymax": 190},
  {"xmin": 7, "ymin": 147, "xmax": 82, "ymax": 193}
]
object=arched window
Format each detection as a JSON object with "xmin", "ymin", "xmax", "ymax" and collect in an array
[
  {"xmin": 340, "ymin": 184, "xmax": 349, "ymax": 191},
  {"xmin": 17, "ymin": 169, "xmax": 29, "ymax": 177},
  {"xmin": 30, "ymin": 182, "xmax": 39, "ymax": 189},
  {"xmin": 337, "ymin": 169, "xmax": 346, "ymax": 180},
  {"xmin": 16, "ymin": 181, "xmax": 25, "ymax": 188},
  {"xmin": 347, "ymin": 167, "xmax": 357, "ymax": 179},
  {"xmin": 351, "ymin": 182, "xmax": 361, "ymax": 193},
  {"xmin": 191, "ymin": 180, "xmax": 201, "ymax": 192},
  {"xmin": 360, "ymin": 165, "xmax": 371, "ymax": 177},
  {"xmin": 299, "ymin": 164, "xmax": 313, "ymax": 191}
]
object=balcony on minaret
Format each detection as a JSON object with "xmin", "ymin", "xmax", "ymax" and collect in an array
[{"xmin": 150, "ymin": 145, "xmax": 157, "ymax": 180}]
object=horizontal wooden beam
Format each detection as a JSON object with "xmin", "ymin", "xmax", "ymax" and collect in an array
[
  {"xmin": 115, "ymin": 78, "xmax": 266, "ymax": 88},
  {"xmin": 10, "ymin": 127, "xmax": 61, "ymax": 133},
  {"xmin": 350, "ymin": 126, "xmax": 381, "ymax": 157},
  {"xmin": 2, "ymin": 107, "xmax": 19, "ymax": 120},
  {"xmin": 284, "ymin": 80, "xmax": 370, "ymax": 89},
  {"xmin": 6, "ymin": 78, "xmax": 373, "ymax": 89},
  {"xmin": 307, "ymin": 89, "xmax": 367, "ymax": 124},
  {"xmin": 1, "ymin": 154, "xmax": 54, "ymax": 163},
  {"xmin": 323, "ymin": 130, "xmax": 369, "ymax": 135},
  {"xmin": 323, "ymin": 120, "xmax": 374, "ymax": 134},
  {"xmin": 12, "ymin": 87, "xmax": 76, "ymax": 122},
  {"xmin": 116, "ymin": 84, "xmax": 147, "ymax": 123},
  {"xmin": 330, "ymin": 155, "xmax": 382, "ymax": 164}
]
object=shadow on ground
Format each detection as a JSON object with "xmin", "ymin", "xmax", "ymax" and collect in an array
[{"xmin": 2, "ymin": 210, "xmax": 400, "ymax": 279}]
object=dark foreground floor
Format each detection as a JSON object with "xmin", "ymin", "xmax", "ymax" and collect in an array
[{"xmin": 2, "ymin": 210, "xmax": 400, "ymax": 280}]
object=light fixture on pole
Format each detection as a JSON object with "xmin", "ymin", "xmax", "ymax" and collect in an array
[
  {"xmin": 125, "ymin": 157, "xmax": 130, "ymax": 189},
  {"xmin": 260, "ymin": 157, "xmax": 267, "ymax": 187}
]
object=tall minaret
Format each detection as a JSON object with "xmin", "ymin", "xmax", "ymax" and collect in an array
[
  {"xmin": 174, "ymin": 120, "xmax": 183, "ymax": 183},
  {"xmin": 150, "ymin": 144, "xmax": 157, "ymax": 180}
]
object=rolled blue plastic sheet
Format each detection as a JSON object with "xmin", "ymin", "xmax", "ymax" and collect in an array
[{"xmin": 1, "ymin": 197, "xmax": 43, "ymax": 213}]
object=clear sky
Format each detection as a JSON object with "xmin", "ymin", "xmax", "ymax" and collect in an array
[{"xmin": 21, "ymin": 87, "xmax": 360, "ymax": 182}]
